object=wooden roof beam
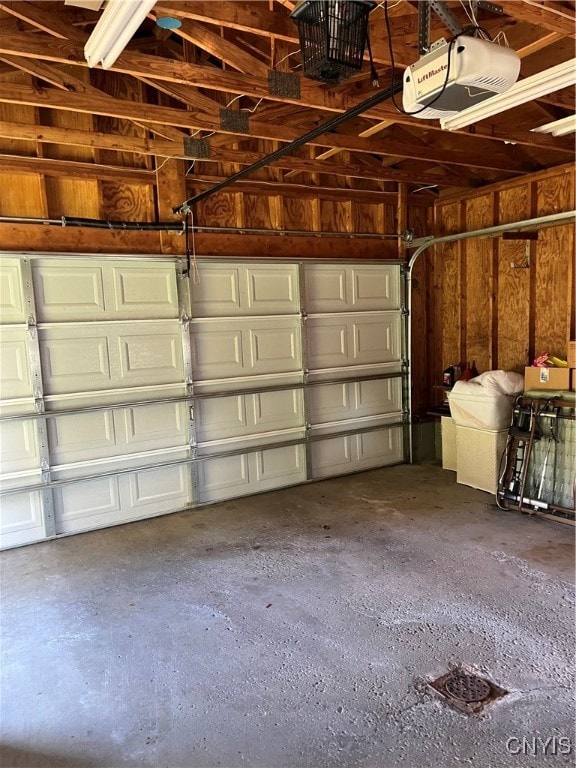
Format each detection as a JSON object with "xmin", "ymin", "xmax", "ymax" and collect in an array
[
  {"xmin": 0, "ymin": 87, "xmax": 542, "ymax": 173},
  {"xmin": 0, "ymin": 121, "xmax": 476, "ymax": 187},
  {"xmin": 503, "ymin": 1, "xmax": 576, "ymax": 38},
  {"xmin": 171, "ymin": 19, "xmax": 270, "ymax": 78},
  {"xmin": 0, "ymin": 34, "xmax": 571, "ymax": 152}
]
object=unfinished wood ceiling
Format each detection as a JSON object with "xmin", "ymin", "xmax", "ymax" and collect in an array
[{"xmin": 0, "ymin": 0, "xmax": 574, "ymax": 208}]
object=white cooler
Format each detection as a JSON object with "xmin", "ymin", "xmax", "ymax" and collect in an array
[
  {"xmin": 448, "ymin": 383, "xmax": 515, "ymax": 430},
  {"xmin": 447, "ymin": 371, "xmax": 523, "ymax": 493}
]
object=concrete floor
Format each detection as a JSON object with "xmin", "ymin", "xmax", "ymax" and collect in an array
[{"xmin": 1, "ymin": 463, "xmax": 574, "ymax": 768}]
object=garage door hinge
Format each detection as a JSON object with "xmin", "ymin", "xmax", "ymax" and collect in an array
[
  {"xmin": 300, "ymin": 310, "xmax": 308, "ymax": 321},
  {"xmin": 401, "ymin": 358, "xmax": 410, "ymax": 370},
  {"xmin": 34, "ymin": 393, "xmax": 45, "ymax": 413},
  {"xmin": 402, "ymin": 410, "xmax": 411, "ymax": 423},
  {"xmin": 180, "ymin": 311, "xmax": 190, "ymax": 329},
  {"xmin": 401, "ymin": 306, "xmax": 409, "ymax": 317},
  {"xmin": 27, "ymin": 314, "xmax": 37, "ymax": 337}
]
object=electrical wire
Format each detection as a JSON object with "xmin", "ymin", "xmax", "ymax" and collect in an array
[{"xmin": 275, "ymin": 48, "xmax": 300, "ymax": 68}]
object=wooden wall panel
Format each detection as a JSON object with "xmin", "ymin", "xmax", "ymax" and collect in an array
[
  {"xmin": 497, "ymin": 185, "xmax": 531, "ymax": 372},
  {"xmin": 100, "ymin": 183, "xmax": 154, "ymax": 222},
  {"xmin": 353, "ymin": 202, "xmax": 381, "ymax": 234},
  {"xmin": 320, "ymin": 200, "xmax": 353, "ymax": 233},
  {"xmin": 0, "ymin": 90, "xmax": 47, "ymax": 217},
  {"xmin": 244, "ymin": 194, "xmax": 272, "ymax": 229},
  {"xmin": 0, "ymin": 100, "xmax": 37, "ymax": 156},
  {"xmin": 283, "ymin": 197, "xmax": 310, "ymax": 232},
  {"xmin": 534, "ymin": 224, "xmax": 572, "ymax": 358},
  {"xmin": 45, "ymin": 178, "xmax": 101, "ymax": 219},
  {"xmin": 196, "ymin": 192, "xmax": 238, "ymax": 228},
  {"xmin": 464, "ymin": 194, "xmax": 494, "ymax": 372},
  {"xmin": 0, "ymin": 175, "xmax": 46, "ymax": 217},
  {"xmin": 425, "ymin": 164, "xmax": 575, "ymax": 415},
  {"xmin": 435, "ymin": 202, "xmax": 461, "ymax": 382}
]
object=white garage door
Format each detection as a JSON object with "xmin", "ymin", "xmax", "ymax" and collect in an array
[{"xmin": 0, "ymin": 255, "xmax": 407, "ymax": 548}]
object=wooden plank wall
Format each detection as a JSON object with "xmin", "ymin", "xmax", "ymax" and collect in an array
[{"xmin": 422, "ymin": 163, "xmax": 575, "ymax": 411}]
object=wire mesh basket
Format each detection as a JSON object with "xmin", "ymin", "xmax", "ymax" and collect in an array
[{"xmin": 291, "ymin": 0, "xmax": 375, "ymax": 84}]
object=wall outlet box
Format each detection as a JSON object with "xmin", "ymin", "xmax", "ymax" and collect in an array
[{"xmin": 524, "ymin": 366, "xmax": 570, "ymax": 391}]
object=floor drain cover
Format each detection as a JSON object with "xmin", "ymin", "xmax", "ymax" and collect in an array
[
  {"xmin": 428, "ymin": 667, "xmax": 508, "ymax": 714},
  {"xmin": 444, "ymin": 672, "xmax": 491, "ymax": 703}
]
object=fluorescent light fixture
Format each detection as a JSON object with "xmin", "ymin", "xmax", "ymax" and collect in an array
[
  {"xmin": 84, "ymin": 0, "xmax": 156, "ymax": 69},
  {"xmin": 440, "ymin": 58, "xmax": 576, "ymax": 131},
  {"xmin": 532, "ymin": 114, "xmax": 576, "ymax": 137},
  {"xmin": 65, "ymin": 0, "xmax": 104, "ymax": 9}
]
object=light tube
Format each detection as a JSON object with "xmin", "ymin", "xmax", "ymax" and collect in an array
[
  {"xmin": 532, "ymin": 114, "xmax": 576, "ymax": 137},
  {"xmin": 84, "ymin": 0, "xmax": 157, "ymax": 69},
  {"xmin": 440, "ymin": 58, "xmax": 576, "ymax": 131}
]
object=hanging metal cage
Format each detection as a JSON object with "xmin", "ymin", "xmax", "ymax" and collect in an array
[{"xmin": 291, "ymin": 0, "xmax": 376, "ymax": 85}]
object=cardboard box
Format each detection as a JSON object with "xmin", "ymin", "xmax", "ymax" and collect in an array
[
  {"xmin": 524, "ymin": 366, "xmax": 570, "ymax": 391},
  {"xmin": 567, "ymin": 341, "xmax": 576, "ymax": 369}
]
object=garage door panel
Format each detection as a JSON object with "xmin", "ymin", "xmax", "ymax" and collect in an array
[
  {"xmin": 245, "ymin": 266, "xmax": 298, "ymax": 314},
  {"xmin": 352, "ymin": 316, "xmax": 401, "ymax": 363},
  {"xmin": 251, "ymin": 390, "xmax": 304, "ymax": 431},
  {"xmin": 255, "ymin": 445, "xmax": 306, "ymax": 485},
  {"xmin": 123, "ymin": 464, "xmax": 191, "ymax": 511},
  {"xmin": 191, "ymin": 266, "xmax": 242, "ymax": 316},
  {"xmin": 111, "ymin": 265, "xmax": 178, "ymax": 319},
  {"xmin": 195, "ymin": 395, "xmax": 246, "ymax": 442},
  {"xmin": 0, "ymin": 419, "xmax": 39, "ymax": 473},
  {"xmin": 198, "ymin": 454, "xmax": 250, "ymax": 501},
  {"xmin": 356, "ymin": 427, "xmax": 403, "ymax": 467},
  {"xmin": 308, "ymin": 383, "xmax": 350, "ymax": 424},
  {"xmin": 310, "ymin": 436, "xmax": 353, "ymax": 478},
  {"xmin": 311, "ymin": 426, "xmax": 402, "ymax": 478},
  {"xmin": 249, "ymin": 325, "xmax": 299, "ymax": 373},
  {"xmin": 193, "ymin": 326, "xmax": 244, "ymax": 380},
  {"xmin": 0, "ymin": 480, "xmax": 45, "ymax": 548},
  {"xmin": 304, "ymin": 266, "xmax": 347, "ymax": 311},
  {"xmin": 40, "ymin": 333, "xmax": 111, "ymax": 394},
  {"xmin": 54, "ymin": 476, "xmax": 122, "ymax": 534},
  {"xmin": 48, "ymin": 410, "xmax": 116, "ymax": 464},
  {"xmin": 352, "ymin": 267, "xmax": 400, "ymax": 310},
  {"xmin": 192, "ymin": 319, "xmax": 301, "ymax": 383},
  {"xmin": 122, "ymin": 403, "xmax": 188, "ymax": 451},
  {"xmin": 305, "ymin": 264, "xmax": 400, "ymax": 312},
  {"xmin": 191, "ymin": 264, "xmax": 299, "ymax": 317},
  {"xmin": 117, "ymin": 331, "xmax": 182, "ymax": 385},
  {"xmin": 356, "ymin": 378, "xmax": 402, "ymax": 415},
  {"xmin": 1, "ymin": 256, "xmax": 406, "ymax": 548},
  {"xmin": 306, "ymin": 320, "xmax": 348, "ymax": 369},
  {"xmin": 0, "ymin": 329, "xmax": 32, "ymax": 401},
  {"xmin": 33, "ymin": 264, "xmax": 106, "ymax": 321},
  {"xmin": 0, "ymin": 259, "xmax": 26, "ymax": 323}
]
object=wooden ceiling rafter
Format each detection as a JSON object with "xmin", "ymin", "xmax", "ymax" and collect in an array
[
  {"xmin": 0, "ymin": 32, "xmax": 571, "ymax": 155},
  {"xmin": 0, "ymin": 0, "xmax": 573, "ymax": 203},
  {"xmin": 0, "ymin": 84, "xmax": 548, "ymax": 176}
]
